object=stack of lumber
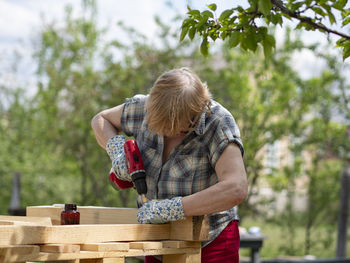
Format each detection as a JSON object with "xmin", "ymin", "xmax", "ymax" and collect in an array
[{"xmin": 0, "ymin": 206, "xmax": 209, "ymax": 263}]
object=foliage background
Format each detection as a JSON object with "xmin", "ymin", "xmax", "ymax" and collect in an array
[{"xmin": 0, "ymin": 0, "xmax": 349, "ymax": 259}]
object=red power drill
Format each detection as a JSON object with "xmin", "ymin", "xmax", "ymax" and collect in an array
[{"xmin": 108, "ymin": 139, "xmax": 148, "ymax": 207}]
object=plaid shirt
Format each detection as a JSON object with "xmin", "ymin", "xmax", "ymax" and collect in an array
[{"xmin": 121, "ymin": 94, "xmax": 244, "ymax": 246}]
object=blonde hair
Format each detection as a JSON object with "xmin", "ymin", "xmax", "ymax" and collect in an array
[{"xmin": 147, "ymin": 67, "xmax": 212, "ymax": 136}]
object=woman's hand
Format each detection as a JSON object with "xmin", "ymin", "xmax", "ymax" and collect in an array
[{"xmin": 137, "ymin": 197, "xmax": 186, "ymax": 224}]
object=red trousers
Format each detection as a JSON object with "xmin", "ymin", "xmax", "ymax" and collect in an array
[{"xmin": 145, "ymin": 220, "xmax": 240, "ymax": 263}]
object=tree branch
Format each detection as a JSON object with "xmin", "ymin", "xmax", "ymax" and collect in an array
[{"xmin": 271, "ymin": 0, "xmax": 350, "ymax": 40}]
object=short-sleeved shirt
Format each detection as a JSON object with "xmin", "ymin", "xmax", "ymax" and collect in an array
[{"xmin": 121, "ymin": 94, "xmax": 244, "ymax": 246}]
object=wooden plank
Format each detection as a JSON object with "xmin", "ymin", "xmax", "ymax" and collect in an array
[
  {"xmin": 0, "ymin": 220, "xmax": 13, "ymax": 225},
  {"xmin": 0, "ymin": 224, "xmax": 170, "ymax": 245},
  {"xmin": 129, "ymin": 241, "xmax": 163, "ymax": 250},
  {"xmin": 26, "ymin": 206, "xmax": 62, "ymax": 225},
  {"xmin": 0, "ymin": 245, "xmax": 40, "ymax": 255},
  {"xmin": 192, "ymin": 215, "xmax": 209, "ymax": 241},
  {"xmin": 162, "ymin": 241, "xmax": 201, "ymax": 249},
  {"xmin": 0, "ymin": 215, "xmax": 52, "ymax": 226},
  {"xmin": 0, "ymin": 220, "xmax": 47, "ymax": 226},
  {"xmin": 26, "ymin": 205, "xmax": 138, "ymax": 225},
  {"xmin": 9, "ymin": 247, "xmax": 200, "ymax": 261},
  {"xmin": 25, "ymin": 206, "xmax": 209, "ymax": 240},
  {"xmin": 78, "ymin": 207, "xmax": 137, "ymax": 224},
  {"xmin": 0, "ymin": 245, "xmax": 40, "ymax": 262},
  {"xmin": 40, "ymin": 244, "xmax": 81, "ymax": 253},
  {"xmin": 163, "ymin": 253, "xmax": 201, "ymax": 263},
  {"xmin": 170, "ymin": 216, "xmax": 209, "ymax": 241},
  {"xmin": 81, "ymin": 258, "xmax": 125, "ymax": 263},
  {"xmin": 49, "ymin": 260, "xmax": 80, "ymax": 263},
  {"xmin": 81, "ymin": 242, "xmax": 130, "ymax": 252}
]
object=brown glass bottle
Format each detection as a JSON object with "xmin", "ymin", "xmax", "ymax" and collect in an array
[{"xmin": 61, "ymin": 204, "xmax": 80, "ymax": 225}]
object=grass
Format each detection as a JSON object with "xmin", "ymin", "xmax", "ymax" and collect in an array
[{"xmin": 239, "ymin": 217, "xmax": 350, "ymax": 259}]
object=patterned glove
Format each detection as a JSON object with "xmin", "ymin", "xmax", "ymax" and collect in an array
[
  {"xmin": 106, "ymin": 135, "xmax": 131, "ymax": 182},
  {"xmin": 137, "ymin": 197, "xmax": 186, "ymax": 224}
]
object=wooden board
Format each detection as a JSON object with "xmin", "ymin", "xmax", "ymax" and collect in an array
[
  {"xmin": 26, "ymin": 205, "xmax": 138, "ymax": 225},
  {"xmin": 26, "ymin": 206, "xmax": 62, "ymax": 225},
  {"xmin": 129, "ymin": 241, "xmax": 163, "ymax": 250},
  {"xmin": 0, "ymin": 245, "xmax": 40, "ymax": 262},
  {"xmin": 80, "ymin": 259, "xmax": 125, "ymax": 263},
  {"xmin": 6, "ymin": 247, "xmax": 200, "ymax": 262},
  {"xmin": 0, "ymin": 220, "xmax": 46, "ymax": 226},
  {"xmin": 0, "ymin": 241, "xmax": 201, "ymax": 262},
  {"xmin": 162, "ymin": 241, "xmax": 201, "ymax": 249},
  {"xmin": 40, "ymin": 244, "xmax": 80, "ymax": 253},
  {"xmin": 0, "ymin": 215, "xmax": 52, "ymax": 226},
  {"xmin": 163, "ymin": 253, "xmax": 201, "ymax": 263},
  {"xmin": 0, "ymin": 218, "xmax": 208, "ymax": 246},
  {"xmin": 170, "ymin": 216, "xmax": 209, "ymax": 241},
  {"xmin": 0, "ymin": 245, "xmax": 40, "ymax": 256},
  {"xmin": 81, "ymin": 242, "xmax": 130, "ymax": 252},
  {"xmin": 0, "ymin": 220, "xmax": 13, "ymax": 225},
  {"xmin": 0, "ymin": 224, "xmax": 170, "ymax": 245}
]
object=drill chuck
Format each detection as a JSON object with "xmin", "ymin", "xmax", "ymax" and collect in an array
[{"xmin": 131, "ymin": 171, "xmax": 147, "ymax": 195}]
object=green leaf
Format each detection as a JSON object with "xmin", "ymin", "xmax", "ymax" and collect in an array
[
  {"xmin": 291, "ymin": 1, "xmax": 304, "ymax": 11},
  {"xmin": 235, "ymin": 6, "xmax": 244, "ymax": 13},
  {"xmin": 296, "ymin": 22, "xmax": 304, "ymax": 30},
  {"xmin": 182, "ymin": 18, "xmax": 193, "ymax": 27},
  {"xmin": 327, "ymin": 11, "xmax": 336, "ymax": 24},
  {"xmin": 247, "ymin": 37, "xmax": 258, "ymax": 52},
  {"xmin": 277, "ymin": 15, "xmax": 283, "ymax": 25},
  {"xmin": 263, "ymin": 34, "xmax": 275, "ymax": 57},
  {"xmin": 270, "ymin": 14, "xmax": 279, "ymax": 25},
  {"xmin": 221, "ymin": 31, "xmax": 228, "ymax": 40},
  {"xmin": 188, "ymin": 27, "xmax": 196, "ymax": 40},
  {"xmin": 240, "ymin": 37, "xmax": 248, "ymax": 51},
  {"xmin": 197, "ymin": 16, "xmax": 209, "ymax": 29},
  {"xmin": 342, "ymin": 9, "xmax": 350, "ymax": 19},
  {"xmin": 312, "ymin": 7, "xmax": 326, "ymax": 17},
  {"xmin": 258, "ymin": 26, "xmax": 268, "ymax": 35},
  {"xmin": 208, "ymin": 4, "xmax": 217, "ymax": 11},
  {"xmin": 209, "ymin": 32, "xmax": 218, "ymax": 41},
  {"xmin": 244, "ymin": 30, "xmax": 258, "ymax": 52},
  {"xmin": 343, "ymin": 17, "xmax": 350, "ymax": 26},
  {"xmin": 180, "ymin": 26, "xmax": 189, "ymax": 41},
  {"xmin": 259, "ymin": 0, "xmax": 273, "ymax": 16},
  {"xmin": 333, "ymin": 0, "xmax": 347, "ymax": 10},
  {"xmin": 343, "ymin": 44, "xmax": 350, "ymax": 60},
  {"xmin": 200, "ymin": 37, "xmax": 209, "ymax": 56},
  {"xmin": 263, "ymin": 41, "xmax": 273, "ymax": 58},
  {"xmin": 188, "ymin": 10, "xmax": 201, "ymax": 18},
  {"xmin": 265, "ymin": 34, "xmax": 276, "ymax": 48},
  {"xmin": 201, "ymin": 10, "xmax": 214, "ymax": 18},
  {"xmin": 228, "ymin": 31, "xmax": 241, "ymax": 48},
  {"xmin": 281, "ymin": 12, "xmax": 292, "ymax": 20},
  {"xmin": 219, "ymin": 9, "xmax": 234, "ymax": 20},
  {"xmin": 336, "ymin": 37, "xmax": 347, "ymax": 47}
]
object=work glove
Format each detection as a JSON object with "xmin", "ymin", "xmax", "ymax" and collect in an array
[
  {"xmin": 106, "ymin": 135, "xmax": 131, "ymax": 182},
  {"xmin": 137, "ymin": 197, "xmax": 186, "ymax": 224}
]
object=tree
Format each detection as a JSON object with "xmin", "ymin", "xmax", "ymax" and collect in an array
[
  {"xmin": 1, "ymin": 2, "xmax": 348, "ymax": 256},
  {"xmin": 27, "ymin": 0, "xmax": 194, "ymax": 208},
  {"xmin": 180, "ymin": 0, "xmax": 350, "ymax": 60}
]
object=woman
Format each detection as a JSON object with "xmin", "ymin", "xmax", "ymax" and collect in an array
[{"xmin": 91, "ymin": 67, "xmax": 248, "ymax": 262}]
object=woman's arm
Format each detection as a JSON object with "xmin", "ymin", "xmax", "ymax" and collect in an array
[
  {"xmin": 91, "ymin": 104, "xmax": 125, "ymax": 149},
  {"xmin": 182, "ymin": 143, "xmax": 248, "ymax": 216}
]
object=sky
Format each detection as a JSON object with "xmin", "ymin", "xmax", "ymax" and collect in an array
[
  {"xmin": 0, "ymin": 0, "xmax": 348, "ymax": 95},
  {"xmin": 0, "ymin": 0, "xmax": 239, "ymax": 97}
]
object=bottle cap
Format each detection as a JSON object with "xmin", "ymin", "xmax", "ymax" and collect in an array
[{"xmin": 64, "ymin": 204, "xmax": 77, "ymax": 211}]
